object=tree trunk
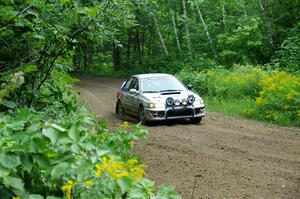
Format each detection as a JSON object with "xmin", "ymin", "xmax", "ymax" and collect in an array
[
  {"xmin": 221, "ymin": 2, "xmax": 226, "ymax": 29},
  {"xmin": 113, "ymin": 44, "xmax": 121, "ymax": 70},
  {"xmin": 153, "ymin": 14, "xmax": 169, "ymax": 55},
  {"xmin": 127, "ymin": 31, "xmax": 131, "ymax": 66},
  {"xmin": 182, "ymin": 0, "xmax": 192, "ymax": 57},
  {"xmin": 259, "ymin": 0, "xmax": 274, "ymax": 48},
  {"xmin": 171, "ymin": 12, "xmax": 181, "ymax": 51},
  {"xmin": 195, "ymin": 4, "xmax": 216, "ymax": 58}
]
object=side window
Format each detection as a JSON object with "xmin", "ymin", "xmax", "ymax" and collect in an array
[
  {"xmin": 122, "ymin": 78, "xmax": 133, "ymax": 92},
  {"xmin": 129, "ymin": 78, "xmax": 139, "ymax": 90}
]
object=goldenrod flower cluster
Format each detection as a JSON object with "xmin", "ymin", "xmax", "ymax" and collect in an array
[
  {"xmin": 121, "ymin": 121, "xmax": 129, "ymax": 128},
  {"xmin": 61, "ymin": 180, "xmax": 75, "ymax": 199},
  {"xmin": 96, "ymin": 156, "xmax": 147, "ymax": 180}
]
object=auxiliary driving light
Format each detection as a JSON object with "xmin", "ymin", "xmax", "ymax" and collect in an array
[
  {"xmin": 166, "ymin": 97, "xmax": 174, "ymax": 106},
  {"xmin": 187, "ymin": 95, "xmax": 195, "ymax": 104},
  {"xmin": 174, "ymin": 99, "xmax": 180, "ymax": 106}
]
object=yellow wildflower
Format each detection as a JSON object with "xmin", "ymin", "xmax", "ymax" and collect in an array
[
  {"xmin": 286, "ymin": 93, "xmax": 293, "ymax": 100},
  {"xmin": 130, "ymin": 164, "xmax": 147, "ymax": 180},
  {"xmin": 61, "ymin": 180, "xmax": 74, "ymax": 199},
  {"xmin": 95, "ymin": 164, "xmax": 102, "ymax": 178},
  {"xmin": 268, "ymin": 84, "xmax": 276, "ymax": 91},
  {"xmin": 121, "ymin": 121, "xmax": 129, "ymax": 128},
  {"xmin": 85, "ymin": 180, "xmax": 93, "ymax": 187},
  {"xmin": 127, "ymin": 159, "xmax": 138, "ymax": 168},
  {"xmin": 259, "ymin": 90, "xmax": 264, "ymax": 96},
  {"xmin": 255, "ymin": 97, "xmax": 263, "ymax": 106},
  {"xmin": 243, "ymin": 109, "xmax": 254, "ymax": 117},
  {"xmin": 207, "ymin": 70, "xmax": 214, "ymax": 77},
  {"xmin": 115, "ymin": 171, "xmax": 130, "ymax": 179},
  {"xmin": 12, "ymin": 197, "xmax": 19, "ymax": 199}
]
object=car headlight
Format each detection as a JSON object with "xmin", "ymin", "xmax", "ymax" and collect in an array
[
  {"xmin": 166, "ymin": 97, "xmax": 174, "ymax": 106},
  {"xmin": 187, "ymin": 95, "xmax": 195, "ymax": 104},
  {"xmin": 182, "ymin": 99, "xmax": 187, "ymax": 105},
  {"xmin": 147, "ymin": 103, "xmax": 155, "ymax": 108}
]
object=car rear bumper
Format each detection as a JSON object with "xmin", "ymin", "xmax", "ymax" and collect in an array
[{"xmin": 144, "ymin": 106, "xmax": 205, "ymax": 121}]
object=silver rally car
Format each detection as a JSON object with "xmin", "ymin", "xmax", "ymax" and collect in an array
[{"xmin": 115, "ymin": 73, "xmax": 205, "ymax": 124}]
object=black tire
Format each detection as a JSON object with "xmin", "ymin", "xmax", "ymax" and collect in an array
[
  {"xmin": 190, "ymin": 117, "xmax": 202, "ymax": 124},
  {"xmin": 116, "ymin": 101, "xmax": 124, "ymax": 115},
  {"xmin": 138, "ymin": 106, "xmax": 148, "ymax": 125}
]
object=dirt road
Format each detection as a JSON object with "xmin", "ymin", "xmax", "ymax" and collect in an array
[{"xmin": 76, "ymin": 76, "xmax": 300, "ymax": 199}]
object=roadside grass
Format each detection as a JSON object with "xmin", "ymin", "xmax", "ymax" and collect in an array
[
  {"xmin": 203, "ymin": 96, "xmax": 254, "ymax": 118},
  {"xmin": 203, "ymin": 96, "xmax": 296, "ymax": 126}
]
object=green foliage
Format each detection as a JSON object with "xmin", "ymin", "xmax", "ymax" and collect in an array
[
  {"xmin": 0, "ymin": 71, "xmax": 181, "ymax": 198},
  {"xmin": 178, "ymin": 65, "xmax": 300, "ymax": 126},
  {"xmin": 271, "ymin": 34, "xmax": 300, "ymax": 72}
]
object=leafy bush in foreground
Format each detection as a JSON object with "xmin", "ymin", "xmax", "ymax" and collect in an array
[
  {"xmin": 0, "ymin": 71, "xmax": 180, "ymax": 199},
  {"xmin": 177, "ymin": 66, "xmax": 300, "ymax": 126}
]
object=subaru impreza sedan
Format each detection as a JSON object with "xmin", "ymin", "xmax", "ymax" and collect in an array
[{"xmin": 115, "ymin": 73, "xmax": 205, "ymax": 124}]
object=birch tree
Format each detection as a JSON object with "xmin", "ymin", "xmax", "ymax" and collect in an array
[
  {"xmin": 171, "ymin": 11, "xmax": 181, "ymax": 51},
  {"xmin": 182, "ymin": 0, "xmax": 192, "ymax": 56},
  {"xmin": 195, "ymin": 2, "xmax": 216, "ymax": 57},
  {"xmin": 153, "ymin": 14, "xmax": 169, "ymax": 55},
  {"xmin": 259, "ymin": 0, "xmax": 274, "ymax": 48}
]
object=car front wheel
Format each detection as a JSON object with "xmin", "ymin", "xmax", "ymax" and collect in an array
[
  {"xmin": 190, "ymin": 117, "xmax": 202, "ymax": 124},
  {"xmin": 138, "ymin": 106, "xmax": 148, "ymax": 125}
]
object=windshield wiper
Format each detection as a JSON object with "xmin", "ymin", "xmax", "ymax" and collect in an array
[{"xmin": 159, "ymin": 89, "xmax": 182, "ymax": 92}]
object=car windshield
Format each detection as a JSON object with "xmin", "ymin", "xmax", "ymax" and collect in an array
[{"xmin": 141, "ymin": 76, "xmax": 187, "ymax": 93}]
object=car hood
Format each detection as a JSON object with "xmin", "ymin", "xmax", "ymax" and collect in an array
[{"xmin": 142, "ymin": 90, "xmax": 200, "ymax": 104}]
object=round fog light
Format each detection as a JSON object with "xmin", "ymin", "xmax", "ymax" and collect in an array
[{"xmin": 174, "ymin": 99, "xmax": 180, "ymax": 106}]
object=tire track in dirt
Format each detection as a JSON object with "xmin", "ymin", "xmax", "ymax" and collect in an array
[{"xmin": 76, "ymin": 76, "xmax": 300, "ymax": 199}]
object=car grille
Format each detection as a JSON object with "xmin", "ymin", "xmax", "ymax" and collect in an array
[{"xmin": 167, "ymin": 108, "xmax": 193, "ymax": 118}]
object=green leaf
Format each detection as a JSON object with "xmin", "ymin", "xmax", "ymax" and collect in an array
[
  {"xmin": 49, "ymin": 123, "xmax": 66, "ymax": 132},
  {"xmin": 51, "ymin": 162, "xmax": 69, "ymax": 179},
  {"xmin": 0, "ymin": 0, "xmax": 12, "ymax": 5},
  {"xmin": 117, "ymin": 177, "xmax": 133, "ymax": 195},
  {"xmin": 0, "ymin": 153, "xmax": 21, "ymax": 169},
  {"xmin": 42, "ymin": 128, "xmax": 58, "ymax": 144},
  {"xmin": 32, "ymin": 154, "xmax": 50, "ymax": 169},
  {"xmin": 156, "ymin": 185, "xmax": 181, "ymax": 199},
  {"xmin": 46, "ymin": 197, "xmax": 62, "ymax": 199},
  {"xmin": 29, "ymin": 194, "xmax": 44, "ymax": 199},
  {"xmin": 22, "ymin": 64, "xmax": 38, "ymax": 73},
  {"xmin": 97, "ymin": 150, "xmax": 110, "ymax": 157},
  {"xmin": 59, "ymin": 0, "xmax": 70, "ymax": 5},
  {"xmin": 0, "ymin": 165, "xmax": 10, "ymax": 177},
  {"xmin": 69, "ymin": 129, "xmax": 80, "ymax": 142},
  {"xmin": 1, "ymin": 100, "xmax": 16, "ymax": 108},
  {"xmin": 87, "ymin": 7, "xmax": 99, "ymax": 17},
  {"xmin": 71, "ymin": 144, "xmax": 80, "ymax": 153},
  {"xmin": 3, "ymin": 176, "xmax": 25, "ymax": 194}
]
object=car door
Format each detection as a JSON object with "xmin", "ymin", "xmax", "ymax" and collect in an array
[
  {"xmin": 128, "ymin": 78, "xmax": 140, "ymax": 115},
  {"xmin": 126, "ymin": 78, "xmax": 140, "ymax": 115},
  {"xmin": 121, "ymin": 78, "xmax": 133, "ymax": 112}
]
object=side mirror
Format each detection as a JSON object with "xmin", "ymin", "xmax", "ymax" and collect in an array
[
  {"xmin": 186, "ymin": 84, "xmax": 193, "ymax": 90},
  {"xmin": 129, "ymin": 89, "xmax": 139, "ymax": 94}
]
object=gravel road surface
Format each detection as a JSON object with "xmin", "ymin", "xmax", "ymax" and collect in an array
[{"xmin": 76, "ymin": 76, "xmax": 300, "ymax": 199}]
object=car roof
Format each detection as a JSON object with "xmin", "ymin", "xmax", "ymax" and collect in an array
[{"xmin": 132, "ymin": 73, "xmax": 173, "ymax": 79}]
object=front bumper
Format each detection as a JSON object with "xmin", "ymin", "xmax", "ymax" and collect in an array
[{"xmin": 144, "ymin": 105, "xmax": 205, "ymax": 121}]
